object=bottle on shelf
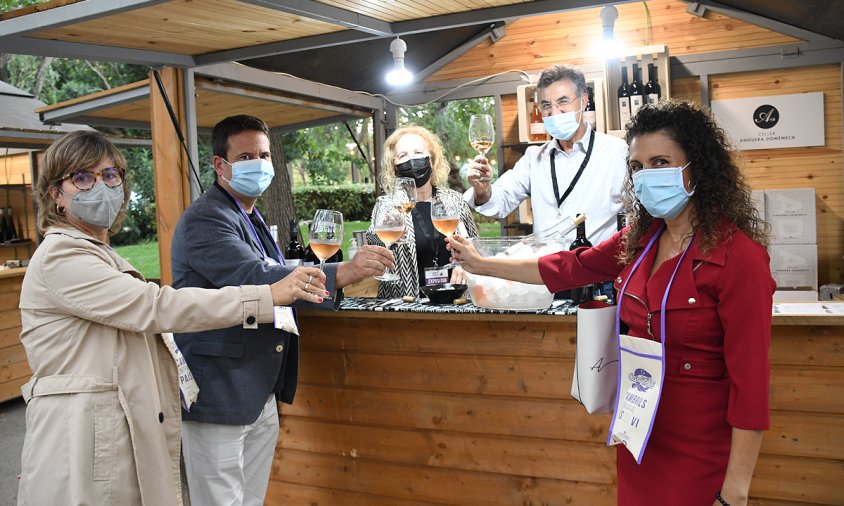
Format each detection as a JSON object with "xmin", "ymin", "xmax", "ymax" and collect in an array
[
  {"xmin": 629, "ymin": 63, "xmax": 644, "ymax": 118},
  {"xmin": 285, "ymin": 219, "xmax": 305, "ymax": 266},
  {"xmin": 617, "ymin": 65, "xmax": 631, "ymax": 129},
  {"xmin": 529, "ymin": 88, "xmax": 547, "ymax": 142},
  {"xmin": 0, "ymin": 208, "xmax": 8, "ymax": 243},
  {"xmin": 645, "ymin": 63, "xmax": 662, "ymax": 105},
  {"xmin": 5, "ymin": 208, "xmax": 18, "ymax": 242},
  {"xmin": 582, "ymin": 86, "xmax": 597, "ymax": 128},
  {"xmin": 568, "ymin": 215, "xmax": 594, "ymax": 305}
]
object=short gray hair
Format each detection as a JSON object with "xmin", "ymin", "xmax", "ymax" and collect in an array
[{"xmin": 537, "ymin": 64, "xmax": 587, "ymax": 98}]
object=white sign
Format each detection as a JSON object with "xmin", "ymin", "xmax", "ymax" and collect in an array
[{"xmin": 711, "ymin": 92, "xmax": 824, "ymax": 150}]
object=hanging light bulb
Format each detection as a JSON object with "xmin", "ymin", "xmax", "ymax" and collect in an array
[
  {"xmin": 385, "ymin": 36, "xmax": 413, "ymax": 86},
  {"xmin": 593, "ymin": 5, "xmax": 623, "ymax": 59}
]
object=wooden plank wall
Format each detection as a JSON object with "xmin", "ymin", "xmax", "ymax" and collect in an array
[
  {"xmin": 0, "ymin": 153, "xmax": 36, "ymax": 262},
  {"xmin": 273, "ymin": 313, "xmax": 844, "ymax": 505},
  {"xmin": 0, "ymin": 273, "xmax": 28, "ymax": 402},
  {"xmin": 433, "ymin": 0, "xmax": 842, "ymax": 286}
]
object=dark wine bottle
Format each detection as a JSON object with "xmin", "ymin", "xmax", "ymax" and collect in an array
[
  {"xmin": 645, "ymin": 63, "xmax": 662, "ymax": 105},
  {"xmin": 568, "ymin": 215, "xmax": 594, "ymax": 305},
  {"xmin": 617, "ymin": 65, "xmax": 631, "ymax": 128},
  {"xmin": 629, "ymin": 63, "xmax": 644, "ymax": 118},
  {"xmin": 583, "ymin": 86, "xmax": 596, "ymax": 128},
  {"xmin": 284, "ymin": 219, "xmax": 305, "ymax": 266},
  {"xmin": 5, "ymin": 208, "xmax": 17, "ymax": 241}
]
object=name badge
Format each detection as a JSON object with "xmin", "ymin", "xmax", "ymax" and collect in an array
[
  {"xmin": 159, "ymin": 332, "xmax": 199, "ymax": 411},
  {"xmin": 424, "ymin": 267, "xmax": 449, "ymax": 285},
  {"xmin": 274, "ymin": 306, "xmax": 299, "ymax": 335},
  {"xmin": 264, "ymin": 256, "xmax": 280, "ymax": 266}
]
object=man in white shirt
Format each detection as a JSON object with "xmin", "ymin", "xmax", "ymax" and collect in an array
[{"xmin": 465, "ymin": 65, "xmax": 628, "ymax": 245}]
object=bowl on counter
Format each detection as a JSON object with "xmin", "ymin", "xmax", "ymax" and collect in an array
[
  {"xmin": 420, "ymin": 283, "xmax": 468, "ymax": 304},
  {"xmin": 464, "ymin": 236, "xmax": 568, "ymax": 311}
]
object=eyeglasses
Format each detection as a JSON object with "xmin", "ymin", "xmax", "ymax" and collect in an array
[
  {"xmin": 540, "ymin": 94, "xmax": 582, "ymax": 115},
  {"xmin": 61, "ymin": 167, "xmax": 125, "ymax": 191}
]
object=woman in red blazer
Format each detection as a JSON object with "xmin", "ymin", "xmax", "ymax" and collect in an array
[{"xmin": 448, "ymin": 99, "xmax": 775, "ymax": 506}]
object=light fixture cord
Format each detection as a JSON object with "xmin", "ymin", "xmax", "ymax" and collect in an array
[{"xmin": 643, "ymin": 1, "xmax": 652, "ymax": 45}]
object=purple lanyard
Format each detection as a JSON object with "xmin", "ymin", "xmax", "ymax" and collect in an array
[
  {"xmin": 608, "ymin": 223, "xmax": 695, "ymax": 446},
  {"xmin": 224, "ymin": 189, "xmax": 284, "ymax": 265}
]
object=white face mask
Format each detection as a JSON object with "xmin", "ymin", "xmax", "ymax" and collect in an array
[
  {"xmin": 542, "ymin": 106, "xmax": 582, "ymax": 140},
  {"xmin": 632, "ymin": 163, "xmax": 694, "ymax": 219},
  {"xmin": 61, "ymin": 183, "xmax": 125, "ymax": 229},
  {"xmin": 222, "ymin": 158, "xmax": 275, "ymax": 197}
]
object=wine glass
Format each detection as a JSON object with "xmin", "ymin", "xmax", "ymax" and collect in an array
[
  {"xmin": 468, "ymin": 113, "xmax": 495, "ymax": 182},
  {"xmin": 309, "ymin": 209, "xmax": 343, "ymax": 274},
  {"xmin": 430, "ymin": 197, "xmax": 461, "ymax": 269},
  {"xmin": 371, "ymin": 196, "xmax": 406, "ymax": 282},
  {"xmin": 393, "ymin": 177, "xmax": 417, "ymax": 244}
]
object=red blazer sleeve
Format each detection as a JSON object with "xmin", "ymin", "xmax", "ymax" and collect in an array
[
  {"xmin": 538, "ymin": 230, "xmax": 627, "ymax": 293},
  {"xmin": 717, "ymin": 232, "xmax": 776, "ymax": 429}
]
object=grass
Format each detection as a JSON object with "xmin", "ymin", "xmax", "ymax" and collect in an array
[{"xmin": 114, "ymin": 221, "xmax": 504, "ymax": 281}]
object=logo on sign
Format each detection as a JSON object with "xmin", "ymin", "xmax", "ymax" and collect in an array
[
  {"xmin": 628, "ymin": 368, "xmax": 656, "ymax": 392},
  {"xmin": 753, "ymin": 105, "xmax": 779, "ymax": 129}
]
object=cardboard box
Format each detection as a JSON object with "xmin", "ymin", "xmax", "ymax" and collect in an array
[
  {"xmin": 765, "ymin": 188, "xmax": 816, "ymax": 244},
  {"xmin": 769, "ymin": 244, "xmax": 818, "ymax": 290}
]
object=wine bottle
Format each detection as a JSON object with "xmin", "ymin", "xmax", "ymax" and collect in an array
[
  {"xmin": 0, "ymin": 208, "xmax": 8, "ymax": 243},
  {"xmin": 529, "ymin": 89, "xmax": 547, "ymax": 142},
  {"xmin": 617, "ymin": 65, "xmax": 631, "ymax": 128},
  {"xmin": 582, "ymin": 86, "xmax": 597, "ymax": 128},
  {"xmin": 568, "ymin": 215, "xmax": 594, "ymax": 305},
  {"xmin": 5, "ymin": 208, "xmax": 17, "ymax": 241},
  {"xmin": 629, "ymin": 63, "xmax": 644, "ymax": 118},
  {"xmin": 617, "ymin": 213, "xmax": 627, "ymax": 231},
  {"xmin": 285, "ymin": 219, "xmax": 305, "ymax": 266},
  {"xmin": 302, "ymin": 242, "xmax": 318, "ymax": 267},
  {"xmin": 645, "ymin": 63, "xmax": 662, "ymax": 105}
]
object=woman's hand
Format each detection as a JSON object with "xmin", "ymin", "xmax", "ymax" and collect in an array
[
  {"xmin": 445, "ymin": 235, "xmax": 483, "ymax": 274},
  {"xmin": 449, "ymin": 266, "xmax": 467, "ymax": 285},
  {"xmin": 269, "ymin": 267, "xmax": 328, "ymax": 305}
]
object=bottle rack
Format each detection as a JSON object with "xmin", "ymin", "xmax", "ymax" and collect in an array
[
  {"xmin": 516, "ymin": 78, "xmax": 608, "ymax": 143},
  {"xmin": 604, "ymin": 44, "xmax": 671, "ymax": 136}
]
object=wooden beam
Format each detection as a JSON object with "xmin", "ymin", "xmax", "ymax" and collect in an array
[{"xmin": 149, "ymin": 67, "xmax": 190, "ymax": 285}]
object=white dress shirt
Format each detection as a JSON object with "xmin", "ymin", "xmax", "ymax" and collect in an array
[{"xmin": 464, "ymin": 126, "xmax": 628, "ymax": 245}]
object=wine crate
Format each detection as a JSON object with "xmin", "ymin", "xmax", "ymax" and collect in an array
[
  {"xmin": 604, "ymin": 44, "xmax": 671, "ymax": 135},
  {"xmin": 516, "ymin": 77, "xmax": 607, "ymax": 143}
]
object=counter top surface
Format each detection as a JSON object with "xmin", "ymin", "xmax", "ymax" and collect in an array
[
  {"xmin": 300, "ymin": 297, "xmax": 844, "ymax": 326},
  {"xmin": 0, "ymin": 266, "xmax": 26, "ymax": 279}
]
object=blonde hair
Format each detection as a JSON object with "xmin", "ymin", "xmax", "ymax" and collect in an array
[
  {"xmin": 380, "ymin": 125, "xmax": 450, "ymax": 193},
  {"xmin": 35, "ymin": 131, "xmax": 130, "ymax": 235}
]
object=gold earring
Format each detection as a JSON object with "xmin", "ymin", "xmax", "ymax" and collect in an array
[{"xmin": 56, "ymin": 203, "xmax": 65, "ymax": 214}]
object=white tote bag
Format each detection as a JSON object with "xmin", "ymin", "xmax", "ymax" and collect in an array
[{"xmin": 571, "ymin": 300, "xmax": 619, "ymax": 414}]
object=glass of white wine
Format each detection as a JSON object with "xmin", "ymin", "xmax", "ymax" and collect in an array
[
  {"xmin": 468, "ymin": 113, "xmax": 495, "ymax": 182},
  {"xmin": 309, "ymin": 209, "xmax": 343, "ymax": 274},
  {"xmin": 372, "ymin": 196, "xmax": 406, "ymax": 282},
  {"xmin": 393, "ymin": 177, "xmax": 417, "ymax": 244},
  {"xmin": 430, "ymin": 197, "xmax": 461, "ymax": 269}
]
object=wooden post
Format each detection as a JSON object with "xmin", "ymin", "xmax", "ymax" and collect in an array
[{"xmin": 149, "ymin": 67, "xmax": 191, "ymax": 285}]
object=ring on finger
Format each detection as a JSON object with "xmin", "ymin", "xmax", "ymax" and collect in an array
[
  {"xmin": 304, "ymin": 282, "xmax": 310, "ymax": 292},
  {"xmin": 307, "ymin": 274, "xmax": 313, "ymax": 284}
]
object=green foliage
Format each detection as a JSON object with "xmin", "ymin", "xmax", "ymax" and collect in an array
[
  {"xmin": 283, "ymin": 121, "xmax": 373, "ymax": 186},
  {"xmin": 113, "ymin": 241, "xmax": 161, "ymax": 281},
  {"xmin": 293, "ymin": 184, "xmax": 376, "ymax": 222}
]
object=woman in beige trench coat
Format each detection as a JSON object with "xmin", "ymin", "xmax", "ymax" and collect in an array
[{"xmin": 17, "ymin": 131, "xmax": 329, "ymax": 505}]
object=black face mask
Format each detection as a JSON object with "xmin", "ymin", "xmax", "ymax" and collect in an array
[{"xmin": 395, "ymin": 156, "xmax": 432, "ymax": 187}]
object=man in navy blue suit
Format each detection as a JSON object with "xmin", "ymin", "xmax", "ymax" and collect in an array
[{"xmin": 171, "ymin": 115, "xmax": 393, "ymax": 506}]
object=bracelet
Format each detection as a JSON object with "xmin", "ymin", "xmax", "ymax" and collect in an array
[{"xmin": 715, "ymin": 491, "xmax": 731, "ymax": 506}]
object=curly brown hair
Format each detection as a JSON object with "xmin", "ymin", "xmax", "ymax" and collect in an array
[{"xmin": 619, "ymin": 99, "xmax": 769, "ymax": 263}]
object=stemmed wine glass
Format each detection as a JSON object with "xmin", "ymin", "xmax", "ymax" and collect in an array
[
  {"xmin": 468, "ymin": 113, "xmax": 495, "ymax": 182},
  {"xmin": 372, "ymin": 196, "xmax": 406, "ymax": 282},
  {"xmin": 430, "ymin": 197, "xmax": 461, "ymax": 269},
  {"xmin": 309, "ymin": 209, "xmax": 343, "ymax": 274},
  {"xmin": 393, "ymin": 177, "xmax": 417, "ymax": 244}
]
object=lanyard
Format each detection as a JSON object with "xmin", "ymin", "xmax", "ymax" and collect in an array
[
  {"xmin": 223, "ymin": 188, "xmax": 284, "ymax": 265},
  {"xmin": 550, "ymin": 128, "xmax": 595, "ymax": 208},
  {"xmin": 615, "ymin": 223, "xmax": 695, "ymax": 346}
]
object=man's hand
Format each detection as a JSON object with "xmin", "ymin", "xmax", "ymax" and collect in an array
[
  {"xmin": 336, "ymin": 245, "xmax": 395, "ymax": 288},
  {"xmin": 467, "ymin": 155, "xmax": 492, "ymax": 205}
]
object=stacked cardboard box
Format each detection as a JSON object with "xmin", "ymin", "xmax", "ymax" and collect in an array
[{"xmin": 763, "ymin": 188, "xmax": 818, "ymax": 301}]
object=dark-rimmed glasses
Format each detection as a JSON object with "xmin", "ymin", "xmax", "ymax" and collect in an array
[{"xmin": 61, "ymin": 167, "xmax": 124, "ymax": 191}]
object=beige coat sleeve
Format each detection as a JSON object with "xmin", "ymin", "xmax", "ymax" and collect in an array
[{"xmin": 34, "ymin": 236, "xmax": 274, "ymax": 334}]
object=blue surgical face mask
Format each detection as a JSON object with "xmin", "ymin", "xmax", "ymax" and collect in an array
[
  {"xmin": 222, "ymin": 158, "xmax": 275, "ymax": 197},
  {"xmin": 542, "ymin": 107, "xmax": 582, "ymax": 141},
  {"xmin": 632, "ymin": 162, "xmax": 694, "ymax": 220}
]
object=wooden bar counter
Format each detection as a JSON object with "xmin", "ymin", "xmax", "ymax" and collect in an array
[
  {"xmin": 0, "ymin": 267, "xmax": 29, "ymax": 402},
  {"xmin": 267, "ymin": 300, "xmax": 843, "ymax": 505}
]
